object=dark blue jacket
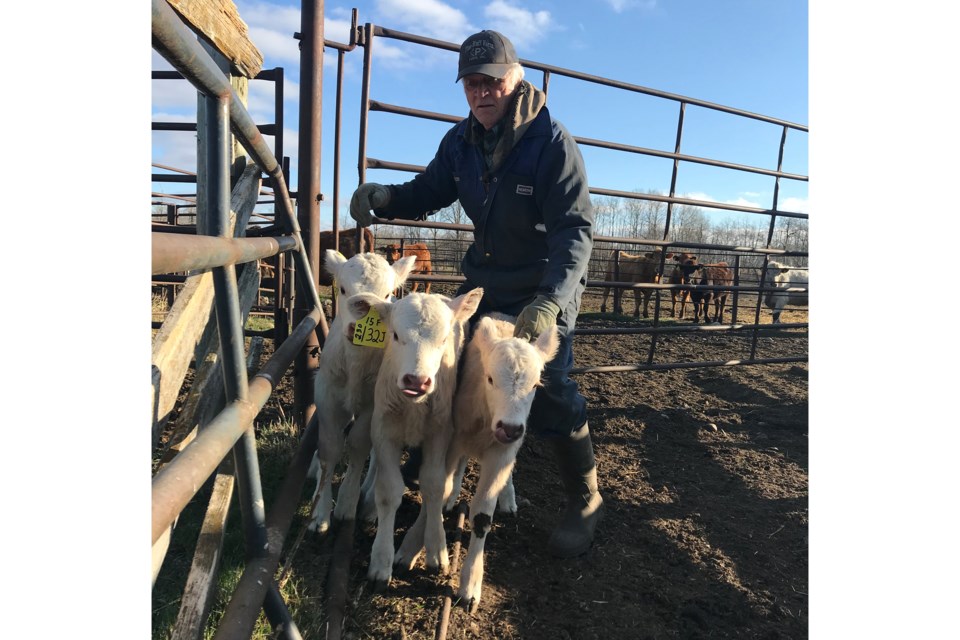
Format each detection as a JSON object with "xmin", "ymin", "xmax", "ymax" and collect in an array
[{"xmin": 379, "ymin": 105, "xmax": 594, "ymax": 314}]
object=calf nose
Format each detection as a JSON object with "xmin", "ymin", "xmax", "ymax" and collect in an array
[
  {"xmin": 401, "ymin": 374, "xmax": 432, "ymax": 397},
  {"xmin": 495, "ymin": 421, "xmax": 524, "ymax": 444}
]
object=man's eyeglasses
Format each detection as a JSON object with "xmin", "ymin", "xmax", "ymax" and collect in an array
[{"xmin": 462, "ymin": 76, "xmax": 505, "ymax": 93}]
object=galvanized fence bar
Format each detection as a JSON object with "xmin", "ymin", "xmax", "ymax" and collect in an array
[
  {"xmin": 151, "ymin": 307, "xmax": 322, "ymax": 546},
  {"xmin": 152, "ymin": 232, "xmax": 299, "ymax": 275}
]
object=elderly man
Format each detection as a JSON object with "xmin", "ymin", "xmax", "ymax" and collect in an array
[{"xmin": 349, "ymin": 30, "xmax": 602, "ymax": 558}]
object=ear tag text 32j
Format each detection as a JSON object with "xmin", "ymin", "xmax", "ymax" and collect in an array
[{"xmin": 353, "ymin": 307, "xmax": 386, "ymax": 348}]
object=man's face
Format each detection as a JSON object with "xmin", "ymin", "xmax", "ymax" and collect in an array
[{"xmin": 462, "ymin": 73, "xmax": 519, "ymax": 130}]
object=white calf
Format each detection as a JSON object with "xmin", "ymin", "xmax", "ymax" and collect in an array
[
  {"xmin": 444, "ymin": 313, "xmax": 559, "ymax": 612},
  {"xmin": 761, "ymin": 261, "xmax": 809, "ymax": 323},
  {"xmin": 306, "ymin": 250, "xmax": 416, "ymax": 535},
  {"xmin": 346, "ymin": 288, "xmax": 484, "ymax": 590}
]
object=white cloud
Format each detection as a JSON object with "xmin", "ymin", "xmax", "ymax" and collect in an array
[
  {"xmin": 483, "ymin": 1, "xmax": 553, "ymax": 50},
  {"xmin": 374, "ymin": 0, "xmax": 473, "ymax": 42},
  {"xmin": 779, "ymin": 196, "xmax": 809, "ymax": 214},
  {"xmin": 604, "ymin": 0, "xmax": 657, "ymax": 13}
]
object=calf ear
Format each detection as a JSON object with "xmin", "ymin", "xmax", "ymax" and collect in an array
[
  {"xmin": 534, "ymin": 325, "xmax": 560, "ymax": 363},
  {"xmin": 323, "ymin": 250, "xmax": 347, "ymax": 281},
  {"xmin": 391, "ymin": 254, "xmax": 418, "ymax": 286},
  {"xmin": 449, "ymin": 287, "xmax": 484, "ymax": 324},
  {"xmin": 346, "ymin": 292, "xmax": 390, "ymax": 323},
  {"xmin": 471, "ymin": 316, "xmax": 498, "ymax": 352}
]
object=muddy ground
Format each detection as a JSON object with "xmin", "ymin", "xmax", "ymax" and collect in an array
[{"xmin": 279, "ymin": 291, "xmax": 808, "ymax": 640}]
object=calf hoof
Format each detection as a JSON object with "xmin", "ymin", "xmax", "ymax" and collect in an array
[
  {"xmin": 457, "ymin": 593, "xmax": 480, "ymax": 614},
  {"xmin": 369, "ymin": 577, "xmax": 390, "ymax": 593}
]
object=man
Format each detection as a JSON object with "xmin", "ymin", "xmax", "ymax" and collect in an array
[{"xmin": 349, "ymin": 30, "xmax": 602, "ymax": 558}]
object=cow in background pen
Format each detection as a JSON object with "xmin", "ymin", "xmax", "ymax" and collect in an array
[
  {"xmin": 679, "ymin": 261, "xmax": 733, "ymax": 324},
  {"xmin": 761, "ymin": 261, "xmax": 808, "ymax": 323},
  {"xmin": 380, "ymin": 243, "xmax": 433, "ymax": 293},
  {"xmin": 599, "ymin": 249, "xmax": 671, "ymax": 318}
]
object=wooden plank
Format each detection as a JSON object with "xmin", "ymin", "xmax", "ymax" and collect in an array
[
  {"xmin": 170, "ymin": 467, "xmax": 236, "ymax": 640},
  {"xmin": 152, "ymin": 338, "xmax": 264, "ymax": 586},
  {"xmin": 166, "ymin": 337, "xmax": 265, "ymax": 640},
  {"xmin": 151, "ymin": 163, "xmax": 262, "ymax": 448},
  {"xmin": 166, "ymin": 0, "xmax": 263, "ymax": 78}
]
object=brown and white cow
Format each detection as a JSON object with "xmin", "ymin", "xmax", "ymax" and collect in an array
[
  {"xmin": 677, "ymin": 261, "xmax": 733, "ymax": 324},
  {"xmin": 380, "ymin": 243, "xmax": 433, "ymax": 293},
  {"xmin": 599, "ymin": 249, "xmax": 671, "ymax": 318},
  {"xmin": 666, "ymin": 252, "xmax": 699, "ymax": 319}
]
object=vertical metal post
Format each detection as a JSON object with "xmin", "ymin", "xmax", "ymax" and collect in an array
[
  {"xmin": 358, "ymin": 23, "xmax": 374, "ymax": 186},
  {"xmin": 293, "ymin": 0, "xmax": 325, "ymax": 430},
  {"xmin": 205, "ymin": 93, "xmax": 268, "ymax": 560},
  {"xmin": 612, "ymin": 249, "xmax": 621, "ymax": 314}
]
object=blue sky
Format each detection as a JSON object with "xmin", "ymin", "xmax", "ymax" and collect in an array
[{"xmin": 151, "ymin": 0, "xmax": 809, "ymax": 229}]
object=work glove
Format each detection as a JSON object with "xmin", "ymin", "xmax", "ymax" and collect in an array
[
  {"xmin": 349, "ymin": 183, "xmax": 391, "ymax": 227},
  {"xmin": 514, "ymin": 295, "xmax": 561, "ymax": 341}
]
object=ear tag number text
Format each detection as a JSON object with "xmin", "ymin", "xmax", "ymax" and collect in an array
[{"xmin": 353, "ymin": 307, "xmax": 386, "ymax": 348}]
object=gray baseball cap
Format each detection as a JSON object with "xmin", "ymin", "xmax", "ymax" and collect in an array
[{"xmin": 456, "ymin": 30, "xmax": 518, "ymax": 81}]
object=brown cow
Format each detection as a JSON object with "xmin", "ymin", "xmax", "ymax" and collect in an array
[
  {"xmin": 599, "ymin": 249, "xmax": 671, "ymax": 318},
  {"xmin": 667, "ymin": 252, "xmax": 699, "ymax": 319},
  {"xmin": 680, "ymin": 261, "xmax": 733, "ymax": 324},
  {"xmin": 318, "ymin": 228, "xmax": 375, "ymax": 286},
  {"xmin": 380, "ymin": 243, "xmax": 433, "ymax": 293}
]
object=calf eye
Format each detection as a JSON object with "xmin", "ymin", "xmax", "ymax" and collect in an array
[
  {"xmin": 339, "ymin": 286, "xmax": 346, "ymax": 295},
  {"xmin": 393, "ymin": 332, "xmax": 399, "ymax": 341},
  {"xmin": 487, "ymin": 376, "xmax": 493, "ymax": 385}
]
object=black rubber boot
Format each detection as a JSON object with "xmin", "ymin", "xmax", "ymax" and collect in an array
[{"xmin": 547, "ymin": 422, "xmax": 604, "ymax": 558}]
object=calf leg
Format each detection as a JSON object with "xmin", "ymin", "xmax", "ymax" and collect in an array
[
  {"xmin": 357, "ymin": 446, "xmax": 378, "ymax": 523},
  {"xmin": 459, "ymin": 448, "xmax": 518, "ymax": 612},
  {"xmin": 367, "ymin": 437, "xmax": 404, "ymax": 590},
  {"xmin": 495, "ymin": 469, "xmax": 518, "ymax": 514},
  {"xmin": 307, "ymin": 404, "xmax": 352, "ymax": 534},
  {"xmin": 332, "ymin": 407, "xmax": 373, "ymax": 522},
  {"xmin": 600, "ymin": 285, "xmax": 611, "ymax": 313},
  {"xmin": 445, "ymin": 455, "xmax": 467, "ymax": 512},
  {"xmin": 416, "ymin": 433, "xmax": 454, "ymax": 572}
]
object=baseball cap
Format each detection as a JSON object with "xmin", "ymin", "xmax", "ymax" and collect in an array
[{"xmin": 456, "ymin": 30, "xmax": 518, "ymax": 82}]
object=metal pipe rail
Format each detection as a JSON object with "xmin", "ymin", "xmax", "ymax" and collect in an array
[
  {"xmin": 151, "ymin": 307, "xmax": 322, "ymax": 546},
  {"xmin": 572, "ymin": 356, "xmax": 806, "ymax": 375},
  {"xmin": 365, "ymin": 157, "xmax": 807, "ymax": 221},
  {"xmin": 368, "ymin": 100, "xmax": 807, "ymax": 184},
  {"xmin": 151, "ymin": 0, "xmax": 323, "ymax": 313},
  {"xmin": 151, "ymin": 232, "xmax": 299, "ymax": 275}
]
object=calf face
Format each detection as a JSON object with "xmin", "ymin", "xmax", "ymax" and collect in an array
[
  {"xmin": 472, "ymin": 315, "xmax": 560, "ymax": 444},
  {"xmin": 347, "ymin": 289, "xmax": 483, "ymax": 402},
  {"xmin": 324, "ymin": 250, "xmax": 417, "ymax": 317}
]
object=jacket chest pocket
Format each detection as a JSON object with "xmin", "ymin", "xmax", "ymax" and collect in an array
[{"xmin": 497, "ymin": 173, "xmax": 542, "ymax": 233}]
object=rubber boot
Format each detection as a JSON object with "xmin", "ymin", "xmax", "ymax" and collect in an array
[{"xmin": 547, "ymin": 422, "xmax": 604, "ymax": 558}]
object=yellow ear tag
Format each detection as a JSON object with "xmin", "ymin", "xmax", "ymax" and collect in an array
[{"xmin": 353, "ymin": 306, "xmax": 387, "ymax": 348}]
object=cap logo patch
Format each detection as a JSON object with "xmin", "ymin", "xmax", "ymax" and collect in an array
[{"xmin": 468, "ymin": 40, "xmax": 495, "ymax": 62}]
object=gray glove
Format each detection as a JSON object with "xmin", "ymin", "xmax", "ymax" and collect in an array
[
  {"xmin": 349, "ymin": 183, "xmax": 391, "ymax": 227},
  {"xmin": 514, "ymin": 295, "xmax": 561, "ymax": 341}
]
